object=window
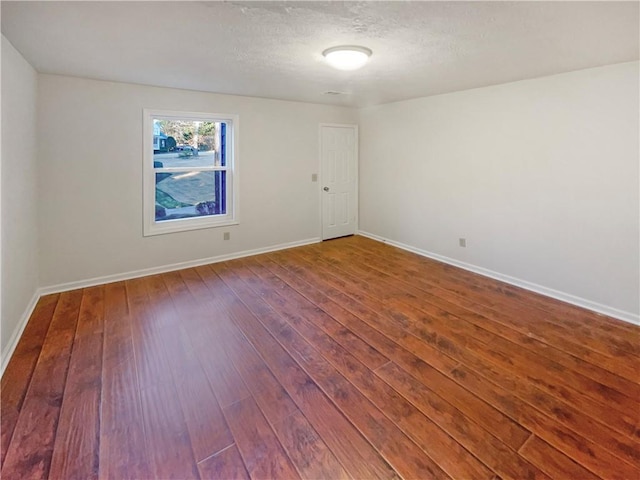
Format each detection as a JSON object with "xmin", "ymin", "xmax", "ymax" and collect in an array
[{"xmin": 143, "ymin": 109, "xmax": 239, "ymax": 236}]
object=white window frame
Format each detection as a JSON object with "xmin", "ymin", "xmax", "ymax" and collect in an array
[{"xmin": 143, "ymin": 109, "xmax": 239, "ymax": 236}]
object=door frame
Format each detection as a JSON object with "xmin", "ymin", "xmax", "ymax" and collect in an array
[{"xmin": 318, "ymin": 123, "xmax": 359, "ymax": 240}]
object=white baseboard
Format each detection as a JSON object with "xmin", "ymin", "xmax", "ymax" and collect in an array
[
  {"xmin": 2, "ymin": 237, "xmax": 321, "ymax": 377},
  {"xmin": 1, "ymin": 290, "xmax": 40, "ymax": 376},
  {"xmin": 39, "ymin": 237, "xmax": 321, "ymax": 295},
  {"xmin": 357, "ymin": 230, "xmax": 640, "ymax": 326}
]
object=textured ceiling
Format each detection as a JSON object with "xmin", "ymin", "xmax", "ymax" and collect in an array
[{"xmin": 2, "ymin": 1, "xmax": 638, "ymax": 107}]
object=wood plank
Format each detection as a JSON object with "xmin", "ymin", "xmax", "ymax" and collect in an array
[
  {"xmin": 449, "ymin": 364, "xmax": 639, "ymax": 479},
  {"xmin": 336, "ymin": 240, "xmax": 640, "ymax": 381},
  {"xmin": 360, "ymin": 234, "xmax": 640, "ymax": 344},
  {"xmin": 162, "ymin": 266, "xmax": 310, "ymax": 476},
  {"xmin": 271, "ymin": 410, "xmax": 350, "ymax": 480},
  {"xmin": 155, "ymin": 271, "xmax": 252, "ymax": 412},
  {"xmin": 98, "ymin": 282, "xmax": 152, "ymax": 480},
  {"xmin": 139, "ymin": 382, "xmax": 199, "ymax": 479},
  {"xmin": 161, "ymin": 322, "xmax": 236, "ymax": 465},
  {"xmin": 147, "ymin": 273, "xmax": 235, "ymax": 455},
  {"xmin": 462, "ymin": 332, "xmax": 639, "ymax": 441},
  {"xmin": 282, "ymin": 244, "xmax": 638, "ymax": 476},
  {"xmin": 1, "ymin": 294, "xmax": 59, "ymax": 412},
  {"xmin": 385, "ymin": 290, "xmax": 640, "ymax": 406},
  {"xmin": 261, "ymin": 254, "xmax": 532, "ymax": 448},
  {"xmin": 191, "ymin": 332, "xmax": 253, "ymax": 409},
  {"xmin": 519, "ymin": 435, "xmax": 601, "ymax": 480},
  {"xmin": 224, "ymin": 325, "xmax": 300, "ymax": 425},
  {"xmin": 288, "ymin": 246, "xmax": 640, "ymax": 443},
  {"xmin": 223, "ymin": 396, "xmax": 301, "ymax": 480},
  {"xmin": 267, "ymin": 249, "xmax": 542, "ymax": 454},
  {"xmin": 376, "ymin": 362, "xmax": 549, "ymax": 480},
  {"xmin": 125, "ymin": 278, "xmax": 174, "ymax": 388},
  {"xmin": 137, "ymin": 271, "xmax": 239, "ymax": 475},
  {"xmin": 367, "ymin": 258, "xmax": 637, "ymax": 463},
  {"xmin": 173, "ymin": 363, "xmax": 236, "ymax": 463},
  {"xmin": 128, "ymin": 276, "xmax": 199, "ymax": 479},
  {"xmin": 197, "ymin": 445, "xmax": 250, "ymax": 480},
  {"xmin": 197, "ymin": 264, "xmax": 400, "ymax": 480},
  {"xmin": 174, "ymin": 269, "xmax": 299, "ymax": 426},
  {"xmin": 330, "ymin": 242, "xmax": 640, "ymax": 398},
  {"xmin": 268, "ymin": 250, "xmax": 459, "ymax": 373},
  {"xmin": 259, "ymin": 255, "xmax": 405, "ymax": 359},
  {"xmin": 308, "ymin": 240, "xmax": 639, "ymax": 371},
  {"xmin": 0, "ymin": 407, "xmax": 19, "ymax": 469},
  {"xmin": 0, "ymin": 294, "xmax": 59, "ymax": 467},
  {"xmin": 350, "ymin": 235, "xmax": 639, "ymax": 341},
  {"xmin": 216, "ymin": 260, "xmax": 452, "ymax": 480},
  {"xmin": 49, "ymin": 287, "xmax": 105, "ymax": 479},
  {"xmin": 241, "ymin": 257, "xmax": 497, "ymax": 479},
  {"xmin": 245, "ymin": 259, "xmax": 389, "ymax": 371},
  {"xmin": 382, "ymin": 353, "xmax": 534, "ymax": 453},
  {"xmin": 1, "ymin": 290, "xmax": 82, "ymax": 479},
  {"xmin": 49, "ymin": 335, "xmax": 103, "ymax": 478}
]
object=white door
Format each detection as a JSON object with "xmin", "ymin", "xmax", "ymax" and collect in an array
[{"xmin": 321, "ymin": 124, "xmax": 358, "ymax": 240}]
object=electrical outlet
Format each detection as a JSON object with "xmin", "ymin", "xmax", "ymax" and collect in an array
[
  {"xmin": 223, "ymin": 232, "xmax": 230, "ymax": 240},
  {"xmin": 311, "ymin": 173, "xmax": 318, "ymax": 182},
  {"xmin": 459, "ymin": 238, "xmax": 466, "ymax": 247}
]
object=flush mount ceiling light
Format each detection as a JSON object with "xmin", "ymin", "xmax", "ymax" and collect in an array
[{"xmin": 322, "ymin": 45, "xmax": 372, "ymax": 71}]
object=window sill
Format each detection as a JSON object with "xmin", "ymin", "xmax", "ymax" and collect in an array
[{"xmin": 144, "ymin": 218, "xmax": 239, "ymax": 237}]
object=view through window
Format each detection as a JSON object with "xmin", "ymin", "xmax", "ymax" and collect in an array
[
  {"xmin": 154, "ymin": 119, "xmax": 227, "ymax": 220},
  {"xmin": 144, "ymin": 110, "xmax": 238, "ymax": 236}
]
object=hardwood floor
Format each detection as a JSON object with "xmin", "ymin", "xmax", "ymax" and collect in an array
[{"xmin": 2, "ymin": 235, "xmax": 639, "ymax": 479}]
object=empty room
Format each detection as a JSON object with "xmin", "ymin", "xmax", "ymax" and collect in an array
[{"xmin": 1, "ymin": 1, "xmax": 639, "ymax": 479}]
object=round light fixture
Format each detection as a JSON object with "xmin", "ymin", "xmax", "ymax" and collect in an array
[{"xmin": 322, "ymin": 45, "xmax": 372, "ymax": 71}]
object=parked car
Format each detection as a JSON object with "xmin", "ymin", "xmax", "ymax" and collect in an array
[{"xmin": 175, "ymin": 145, "xmax": 199, "ymax": 155}]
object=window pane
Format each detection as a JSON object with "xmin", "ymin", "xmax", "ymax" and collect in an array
[
  {"xmin": 155, "ymin": 170, "xmax": 226, "ymax": 221},
  {"xmin": 153, "ymin": 120, "xmax": 227, "ymax": 168}
]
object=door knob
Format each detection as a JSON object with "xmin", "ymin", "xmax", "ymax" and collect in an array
[{"xmin": 323, "ymin": 187, "xmax": 330, "ymax": 192}]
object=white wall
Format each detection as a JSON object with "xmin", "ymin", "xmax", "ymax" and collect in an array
[
  {"xmin": 37, "ymin": 75, "xmax": 355, "ymax": 287},
  {"xmin": 1, "ymin": 36, "xmax": 40, "ymax": 356},
  {"xmin": 359, "ymin": 62, "xmax": 639, "ymax": 319}
]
